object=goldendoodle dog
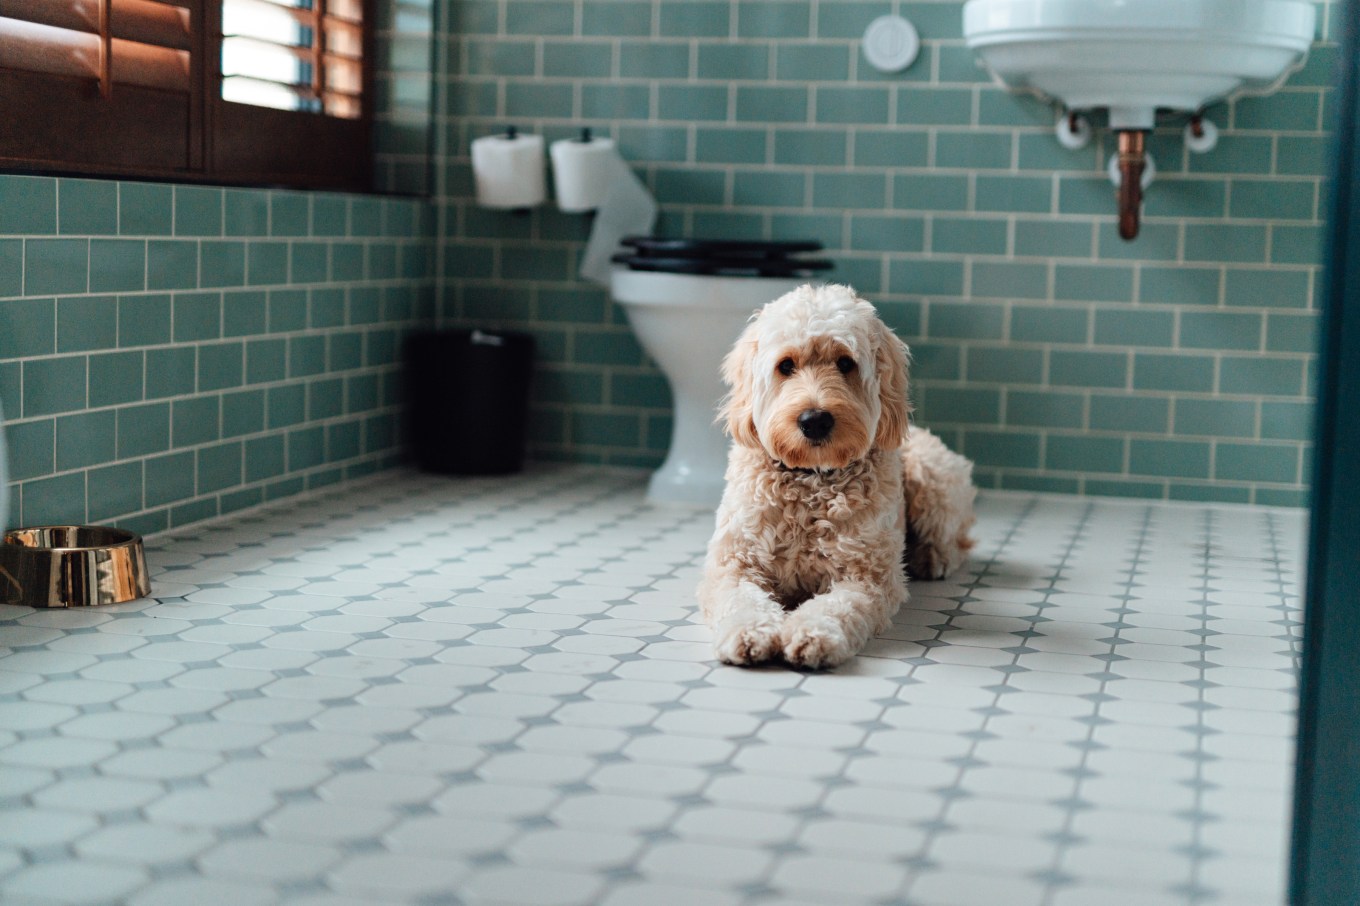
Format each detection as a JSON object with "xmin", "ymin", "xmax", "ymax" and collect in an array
[{"xmin": 698, "ymin": 283, "xmax": 976, "ymax": 669}]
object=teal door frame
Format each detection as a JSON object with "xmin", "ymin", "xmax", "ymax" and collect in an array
[{"xmin": 1291, "ymin": 1, "xmax": 1360, "ymax": 901}]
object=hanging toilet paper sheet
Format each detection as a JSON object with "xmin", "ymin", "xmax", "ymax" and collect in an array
[
  {"xmin": 577, "ymin": 150, "xmax": 658, "ymax": 286},
  {"xmin": 471, "ymin": 130, "xmax": 546, "ymax": 209}
]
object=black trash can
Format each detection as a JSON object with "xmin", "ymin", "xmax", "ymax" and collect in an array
[{"xmin": 404, "ymin": 328, "xmax": 535, "ymax": 475}]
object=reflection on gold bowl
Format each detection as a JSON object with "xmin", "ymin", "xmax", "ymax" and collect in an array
[{"xmin": 0, "ymin": 526, "xmax": 151, "ymax": 608}]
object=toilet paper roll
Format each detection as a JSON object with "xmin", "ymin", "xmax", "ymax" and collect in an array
[
  {"xmin": 471, "ymin": 131, "xmax": 546, "ymax": 209},
  {"xmin": 577, "ymin": 153, "xmax": 658, "ymax": 287},
  {"xmin": 550, "ymin": 135, "xmax": 618, "ymax": 213}
]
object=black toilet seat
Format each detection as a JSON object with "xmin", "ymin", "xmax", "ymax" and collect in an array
[{"xmin": 612, "ymin": 237, "xmax": 834, "ymax": 278}]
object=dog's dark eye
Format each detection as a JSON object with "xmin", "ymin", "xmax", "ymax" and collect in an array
[
  {"xmin": 836, "ymin": 356, "xmax": 857, "ymax": 374},
  {"xmin": 777, "ymin": 358, "xmax": 795, "ymax": 376}
]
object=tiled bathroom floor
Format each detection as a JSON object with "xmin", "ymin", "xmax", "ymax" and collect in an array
[{"xmin": 0, "ymin": 465, "xmax": 1303, "ymax": 906}]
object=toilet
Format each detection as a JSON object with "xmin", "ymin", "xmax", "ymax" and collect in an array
[{"xmin": 610, "ymin": 238, "xmax": 832, "ymax": 506}]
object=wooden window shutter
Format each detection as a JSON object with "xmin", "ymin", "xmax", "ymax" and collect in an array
[
  {"xmin": 219, "ymin": 0, "xmax": 362, "ymax": 119},
  {"xmin": 210, "ymin": 0, "xmax": 371, "ymax": 190},
  {"xmin": 0, "ymin": 0, "xmax": 204, "ymax": 174},
  {"xmin": 0, "ymin": 0, "xmax": 370, "ymax": 190}
]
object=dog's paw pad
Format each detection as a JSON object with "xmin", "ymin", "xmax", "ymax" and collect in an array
[
  {"xmin": 713, "ymin": 618, "xmax": 783, "ymax": 665},
  {"xmin": 781, "ymin": 618, "xmax": 853, "ymax": 670}
]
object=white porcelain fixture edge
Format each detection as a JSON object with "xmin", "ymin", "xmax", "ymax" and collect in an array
[
  {"xmin": 963, "ymin": 0, "xmax": 1315, "ymax": 239},
  {"xmin": 963, "ymin": 0, "xmax": 1316, "ymax": 128},
  {"xmin": 863, "ymin": 15, "xmax": 921, "ymax": 74},
  {"xmin": 610, "ymin": 269, "xmax": 810, "ymax": 507}
]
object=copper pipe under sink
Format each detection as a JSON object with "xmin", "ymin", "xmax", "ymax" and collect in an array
[{"xmin": 1116, "ymin": 130, "xmax": 1147, "ymax": 241}]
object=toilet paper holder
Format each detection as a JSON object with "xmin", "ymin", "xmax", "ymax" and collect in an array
[
  {"xmin": 471, "ymin": 124, "xmax": 658, "ymax": 284},
  {"xmin": 472, "ymin": 125, "xmax": 632, "ymax": 217}
]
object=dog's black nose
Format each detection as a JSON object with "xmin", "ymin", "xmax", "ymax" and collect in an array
[{"xmin": 798, "ymin": 409, "xmax": 835, "ymax": 441}]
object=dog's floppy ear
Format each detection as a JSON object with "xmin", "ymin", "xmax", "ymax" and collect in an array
[
  {"xmin": 873, "ymin": 317, "xmax": 912, "ymax": 450},
  {"xmin": 719, "ymin": 316, "xmax": 761, "ymax": 448}
]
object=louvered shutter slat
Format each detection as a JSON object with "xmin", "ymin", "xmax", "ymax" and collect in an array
[
  {"xmin": 0, "ymin": 0, "xmax": 191, "ymax": 50},
  {"xmin": 0, "ymin": 0, "xmax": 371, "ymax": 190},
  {"xmin": 0, "ymin": 0, "xmax": 191, "ymax": 90},
  {"xmin": 222, "ymin": 0, "xmax": 362, "ymax": 119}
]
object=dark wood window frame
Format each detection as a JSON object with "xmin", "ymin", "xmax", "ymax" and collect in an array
[{"xmin": 0, "ymin": 0, "xmax": 373, "ymax": 192}]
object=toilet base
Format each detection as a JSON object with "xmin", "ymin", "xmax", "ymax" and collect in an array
[
  {"xmin": 646, "ymin": 461, "xmax": 727, "ymax": 508},
  {"xmin": 642, "ymin": 393, "xmax": 732, "ymax": 507},
  {"xmin": 610, "ymin": 267, "xmax": 815, "ymax": 510}
]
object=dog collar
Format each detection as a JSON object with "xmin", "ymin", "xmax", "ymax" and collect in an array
[{"xmin": 771, "ymin": 458, "xmax": 841, "ymax": 477}]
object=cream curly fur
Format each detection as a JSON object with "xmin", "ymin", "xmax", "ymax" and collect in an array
[{"xmin": 698, "ymin": 284, "xmax": 976, "ymax": 669}]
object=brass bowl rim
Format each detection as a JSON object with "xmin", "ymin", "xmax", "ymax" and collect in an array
[{"xmin": 2, "ymin": 525, "xmax": 143, "ymax": 554}]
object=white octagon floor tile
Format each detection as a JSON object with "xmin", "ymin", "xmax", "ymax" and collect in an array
[{"xmin": 0, "ymin": 466, "xmax": 1305, "ymax": 905}]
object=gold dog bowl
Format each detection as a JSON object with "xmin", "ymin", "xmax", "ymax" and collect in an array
[{"xmin": 0, "ymin": 526, "xmax": 151, "ymax": 608}]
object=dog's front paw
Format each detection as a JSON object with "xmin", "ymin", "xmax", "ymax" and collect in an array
[
  {"xmin": 713, "ymin": 614, "xmax": 784, "ymax": 665},
  {"xmin": 781, "ymin": 613, "xmax": 855, "ymax": 670},
  {"xmin": 906, "ymin": 541, "xmax": 963, "ymax": 581}
]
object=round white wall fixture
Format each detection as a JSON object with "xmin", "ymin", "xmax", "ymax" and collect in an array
[
  {"xmin": 1055, "ymin": 112, "xmax": 1092, "ymax": 150},
  {"xmin": 863, "ymin": 15, "xmax": 920, "ymax": 73},
  {"xmin": 1108, "ymin": 151, "xmax": 1157, "ymax": 190},
  {"xmin": 1184, "ymin": 117, "xmax": 1219, "ymax": 153}
]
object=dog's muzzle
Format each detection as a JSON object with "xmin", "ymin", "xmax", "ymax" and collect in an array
[{"xmin": 798, "ymin": 409, "xmax": 835, "ymax": 441}]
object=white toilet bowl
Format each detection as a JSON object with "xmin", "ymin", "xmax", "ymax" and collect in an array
[{"xmin": 611, "ymin": 268, "xmax": 812, "ymax": 506}]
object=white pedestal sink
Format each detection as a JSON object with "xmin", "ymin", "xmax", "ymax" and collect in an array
[
  {"xmin": 963, "ymin": 0, "xmax": 1316, "ymax": 130},
  {"xmin": 963, "ymin": 0, "xmax": 1314, "ymax": 238}
]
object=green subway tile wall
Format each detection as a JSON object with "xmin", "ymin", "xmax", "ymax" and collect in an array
[
  {"xmin": 435, "ymin": 0, "xmax": 1334, "ymax": 505},
  {"xmin": 1, "ymin": 177, "xmax": 435, "ymax": 533},
  {"xmin": 373, "ymin": 0, "xmax": 436, "ymax": 196},
  {"xmin": 1, "ymin": 0, "xmax": 1336, "ymax": 522}
]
